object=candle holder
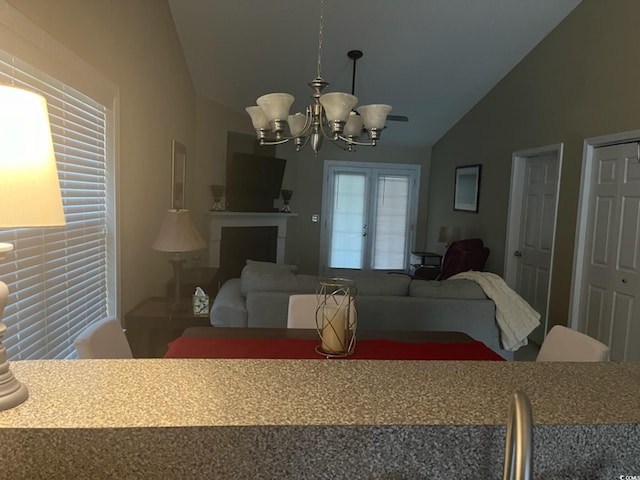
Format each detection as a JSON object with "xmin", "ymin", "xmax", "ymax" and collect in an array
[
  {"xmin": 210, "ymin": 184, "xmax": 225, "ymax": 211},
  {"xmin": 315, "ymin": 278, "xmax": 357, "ymax": 357},
  {"xmin": 280, "ymin": 189, "xmax": 293, "ymax": 213}
]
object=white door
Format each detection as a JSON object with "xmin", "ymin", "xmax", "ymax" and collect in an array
[
  {"xmin": 580, "ymin": 143, "xmax": 640, "ymax": 362},
  {"xmin": 326, "ymin": 168, "xmax": 370, "ymax": 270},
  {"xmin": 320, "ymin": 161, "xmax": 420, "ymax": 275},
  {"xmin": 505, "ymin": 146, "xmax": 561, "ymax": 346}
]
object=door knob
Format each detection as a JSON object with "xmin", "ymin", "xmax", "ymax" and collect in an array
[{"xmin": 514, "ymin": 251, "xmax": 522, "ymax": 257}]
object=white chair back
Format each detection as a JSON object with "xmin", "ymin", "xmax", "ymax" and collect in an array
[
  {"xmin": 287, "ymin": 294, "xmax": 358, "ymax": 330},
  {"xmin": 536, "ymin": 325, "xmax": 609, "ymax": 362},
  {"xmin": 287, "ymin": 294, "xmax": 318, "ymax": 329},
  {"xmin": 74, "ymin": 316, "xmax": 133, "ymax": 359}
]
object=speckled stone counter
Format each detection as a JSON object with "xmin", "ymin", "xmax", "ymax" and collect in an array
[{"xmin": 1, "ymin": 359, "xmax": 639, "ymax": 478}]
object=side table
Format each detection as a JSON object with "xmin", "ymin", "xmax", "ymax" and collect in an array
[
  {"xmin": 124, "ymin": 296, "xmax": 211, "ymax": 358},
  {"xmin": 410, "ymin": 251, "xmax": 442, "ymax": 276},
  {"xmin": 166, "ymin": 267, "xmax": 219, "ymax": 298}
]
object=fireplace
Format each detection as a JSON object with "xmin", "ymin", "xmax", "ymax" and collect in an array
[
  {"xmin": 220, "ymin": 226, "xmax": 277, "ymax": 282},
  {"xmin": 206, "ymin": 212, "xmax": 298, "ymax": 281}
]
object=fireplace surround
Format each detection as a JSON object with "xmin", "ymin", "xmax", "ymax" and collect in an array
[{"xmin": 206, "ymin": 212, "xmax": 298, "ymax": 278}]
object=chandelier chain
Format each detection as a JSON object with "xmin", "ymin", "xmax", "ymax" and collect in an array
[{"xmin": 316, "ymin": 0, "xmax": 324, "ymax": 78}]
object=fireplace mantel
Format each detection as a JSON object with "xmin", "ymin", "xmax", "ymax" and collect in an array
[{"xmin": 205, "ymin": 211, "xmax": 298, "ymax": 268}]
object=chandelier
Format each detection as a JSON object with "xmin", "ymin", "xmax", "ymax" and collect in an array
[{"xmin": 245, "ymin": 0, "xmax": 393, "ymax": 154}]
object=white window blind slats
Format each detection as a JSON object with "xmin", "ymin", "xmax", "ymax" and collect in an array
[
  {"xmin": 56, "ymin": 154, "xmax": 106, "ymax": 173},
  {"xmin": 6, "ymin": 63, "xmax": 104, "ymax": 117},
  {"xmin": 47, "ymin": 92, "xmax": 104, "ymax": 122},
  {"xmin": 53, "ymin": 133, "xmax": 105, "ymax": 155},
  {"xmin": 63, "ymin": 209, "xmax": 107, "ymax": 222},
  {"xmin": 48, "ymin": 251, "xmax": 105, "ymax": 283},
  {"xmin": 48, "ymin": 105, "xmax": 104, "ymax": 137},
  {"xmin": 61, "ymin": 206, "xmax": 106, "ymax": 220},
  {"xmin": 13, "ymin": 334, "xmax": 47, "ymax": 360},
  {"xmin": 373, "ymin": 175, "xmax": 410, "ymax": 270},
  {"xmin": 0, "ymin": 50, "xmax": 112, "ymax": 360},
  {"xmin": 48, "ymin": 289, "xmax": 108, "ymax": 330},
  {"xmin": 57, "ymin": 159, "xmax": 105, "ymax": 173},
  {"xmin": 47, "ymin": 293, "xmax": 107, "ymax": 331},
  {"xmin": 52, "ymin": 143, "xmax": 105, "ymax": 165}
]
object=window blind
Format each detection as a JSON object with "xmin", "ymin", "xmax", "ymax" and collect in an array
[
  {"xmin": 0, "ymin": 52, "xmax": 112, "ymax": 360},
  {"xmin": 330, "ymin": 172, "xmax": 366, "ymax": 269},
  {"xmin": 372, "ymin": 175, "xmax": 410, "ymax": 270}
]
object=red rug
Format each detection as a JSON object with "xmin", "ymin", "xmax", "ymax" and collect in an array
[{"xmin": 164, "ymin": 337, "xmax": 505, "ymax": 361}]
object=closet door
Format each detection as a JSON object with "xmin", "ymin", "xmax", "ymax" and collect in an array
[{"xmin": 581, "ymin": 143, "xmax": 640, "ymax": 361}]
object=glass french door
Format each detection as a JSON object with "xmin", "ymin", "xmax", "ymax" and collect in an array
[{"xmin": 320, "ymin": 161, "xmax": 420, "ymax": 275}]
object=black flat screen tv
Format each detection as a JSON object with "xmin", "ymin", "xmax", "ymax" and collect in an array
[{"xmin": 226, "ymin": 153, "xmax": 287, "ymax": 212}]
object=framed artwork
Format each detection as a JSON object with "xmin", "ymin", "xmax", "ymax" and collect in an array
[
  {"xmin": 171, "ymin": 140, "xmax": 186, "ymax": 209},
  {"xmin": 454, "ymin": 164, "xmax": 481, "ymax": 212}
]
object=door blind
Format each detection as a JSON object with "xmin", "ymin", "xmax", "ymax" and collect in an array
[
  {"xmin": 372, "ymin": 175, "xmax": 410, "ymax": 270},
  {"xmin": 0, "ymin": 52, "xmax": 111, "ymax": 359},
  {"xmin": 329, "ymin": 172, "xmax": 367, "ymax": 269}
]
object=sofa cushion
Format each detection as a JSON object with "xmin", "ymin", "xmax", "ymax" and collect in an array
[
  {"xmin": 244, "ymin": 259, "xmax": 298, "ymax": 273},
  {"xmin": 409, "ymin": 279, "xmax": 486, "ymax": 299},
  {"xmin": 342, "ymin": 272, "xmax": 410, "ymax": 296},
  {"xmin": 241, "ymin": 268, "xmax": 318, "ymax": 297}
]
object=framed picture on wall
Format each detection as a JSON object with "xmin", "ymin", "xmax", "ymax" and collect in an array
[
  {"xmin": 171, "ymin": 140, "xmax": 186, "ymax": 209},
  {"xmin": 454, "ymin": 164, "xmax": 481, "ymax": 212}
]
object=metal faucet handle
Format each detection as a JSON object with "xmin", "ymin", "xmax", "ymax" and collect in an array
[{"xmin": 503, "ymin": 390, "xmax": 534, "ymax": 480}]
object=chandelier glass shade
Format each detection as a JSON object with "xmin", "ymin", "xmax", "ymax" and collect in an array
[{"xmin": 245, "ymin": 1, "xmax": 393, "ymax": 154}]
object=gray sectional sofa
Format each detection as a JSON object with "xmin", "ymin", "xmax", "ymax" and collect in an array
[{"xmin": 209, "ymin": 261, "xmax": 512, "ymax": 359}]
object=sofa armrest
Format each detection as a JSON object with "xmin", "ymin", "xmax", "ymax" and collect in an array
[{"xmin": 210, "ymin": 278, "xmax": 247, "ymax": 327}]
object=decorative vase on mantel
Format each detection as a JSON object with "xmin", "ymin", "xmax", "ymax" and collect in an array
[
  {"xmin": 280, "ymin": 189, "xmax": 293, "ymax": 213},
  {"xmin": 210, "ymin": 184, "xmax": 225, "ymax": 211}
]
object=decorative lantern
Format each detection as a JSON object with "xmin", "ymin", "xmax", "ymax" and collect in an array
[{"xmin": 315, "ymin": 278, "xmax": 357, "ymax": 357}]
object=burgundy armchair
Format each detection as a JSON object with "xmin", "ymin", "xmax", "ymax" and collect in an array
[{"xmin": 415, "ymin": 238, "xmax": 490, "ymax": 280}]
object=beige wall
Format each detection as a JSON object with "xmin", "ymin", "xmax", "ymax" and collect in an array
[
  {"xmin": 428, "ymin": 0, "xmax": 640, "ymax": 329},
  {"xmin": 192, "ymin": 97, "xmax": 254, "ymax": 260},
  {"xmin": 5, "ymin": 0, "xmax": 219, "ymax": 316},
  {"xmin": 275, "ymin": 141, "xmax": 431, "ymax": 274}
]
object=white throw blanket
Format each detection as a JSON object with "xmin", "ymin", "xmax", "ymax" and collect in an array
[{"xmin": 450, "ymin": 271, "xmax": 540, "ymax": 351}]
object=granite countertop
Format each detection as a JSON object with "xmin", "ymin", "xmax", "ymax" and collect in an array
[{"xmin": 2, "ymin": 359, "xmax": 640, "ymax": 429}]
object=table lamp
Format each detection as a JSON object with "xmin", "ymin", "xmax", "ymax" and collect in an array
[
  {"xmin": 152, "ymin": 209, "xmax": 206, "ymax": 310},
  {"xmin": 0, "ymin": 85, "xmax": 66, "ymax": 411},
  {"xmin": 439, "ymin": 225, "xmax": 461, "ymax": 247}
]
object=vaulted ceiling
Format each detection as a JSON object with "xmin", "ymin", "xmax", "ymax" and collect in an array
[{"xmin": 168, "ymin": 0, "xmax": 581, "ymax": 147}]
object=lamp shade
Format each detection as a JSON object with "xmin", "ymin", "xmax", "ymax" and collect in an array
[
  {"xmin": 356, "ymin": 104, "xmax": 392, "ymax": 130},
  {"xmin": 0, "ymin": 85, "xmax": 65, "ymax": 227},
  {"xmin": 319, "ymin": 92, "xmax": 358, "ymax": 122},
  {"xmin": 439, "ymin": 225, "xmax": 461, "ymax": 244},
  {"xmin": 343, "ymin": 112, "xmax": 364, "ymax": 137},
  {"xmin": 245, "ymin": 106, "xmax": 269, "ymax": 130},
  {"xmin": 287, "ymin": 112, "xmax": 307, "ymax": 137},
  {"xmin": 256, "ymin": 93, "xmax": 295, "ymax": 122},
  {"xmin": 152, "ymin": 209, "xmax": 206, "ymax": 253}
]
